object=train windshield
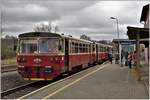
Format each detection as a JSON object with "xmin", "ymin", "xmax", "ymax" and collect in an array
[
  {"xmin": 19, "ymin": 38, "xmax": 62, "ymax": 54},
  {"xmin": 20, "ymin": 39, "xmax": 38, "ymax": 53},
  {"xmin": 38, "ymin": 38, "xmax": 60, "ymax": 54}
]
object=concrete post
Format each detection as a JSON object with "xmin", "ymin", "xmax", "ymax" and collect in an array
[{"xmin": 136, "ymin": 30, "xmax": 141, "ymax": 81}]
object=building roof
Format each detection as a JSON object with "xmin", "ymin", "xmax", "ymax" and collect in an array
[
  {"xmin": 127, "ymin": 26, "xmax": 149, "ymax": 47},
  {"xmin": 140, "ymin": 4, "xmax": 149, "ymax": 22},
  {"xmin": 127, "ymin": 26, "xmax": 149, "ymax": 39}
]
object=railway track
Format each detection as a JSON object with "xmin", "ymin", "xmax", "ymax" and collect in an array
[
  {"xmin": 1, "ymin": 81, "xmax": 40, "ymax": 99},
  {"xmin": 1, "ymin": 65, "xmax": 17, "ymax": 73},
  {"xmin": 1, "ymin": 72, "xmax": 71, "ymax": 99},
  {"xmin": 1, "ymin": 62, "xmax": 107, "ymax": 99}
]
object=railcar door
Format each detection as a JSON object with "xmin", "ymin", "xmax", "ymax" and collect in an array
[{"xmin": 64, "ymin": 39, "xmax": 69, "ymax": 72}]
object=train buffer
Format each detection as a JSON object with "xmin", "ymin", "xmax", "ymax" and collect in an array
[{"xmin": 18, "ymin": 62, "xmax": 148, "ymax": 99}]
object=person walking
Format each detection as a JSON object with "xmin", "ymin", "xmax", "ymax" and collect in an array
[
  {"xmin": 108, "ymin": 53, "xmax": 112, "ymax": 64},
  {"xmin": 125, "ymin": 51, "xmax": 129, "ymax": 66},
  {"xmin": 128, "ymin": 52, "xmax": 133, "ymax": 69},
  {"xmin": 121, "ymin": 50, "xmax": 125, "ymax": 66}
]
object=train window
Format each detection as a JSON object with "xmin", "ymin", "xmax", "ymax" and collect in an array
[
  {"xmin": 83, "ymin": 44, "xmax": 85, "ymax": 53},
  {"xmin": 100, "ymin": 47, "xmax": 103, "ymax": 52},
  {"xmin": 69, "ymin": 42, "xmax": 72, "ymax": 53},
  {"xmin": 39, "ymin": 38, "xmax": 59, "ymax": 54},
  {"xmin": 85, "ymin": 44, "xmax": 88, "ymax": 53},
  {"xmin": 59, "ymin": 39, "xmax": 64, "ymax": 52},
  {"xmin": 93, "ymin": 45, "xmax": 95, "ymax": 52},
  {"xmin": 79, "ymin": 43, "xmax": 82, "ymax": 53},
  {"xmin": 103, "ymin": 47, "xmax": 106, "ymax": 52},
  {"xmin": 75, "ymin": 42, "xmax": 78, "ymax": 53},
  {"xmin": 20, "ymin": 39, "xmax": 38, "ymax": 53},
  {"xmin": 89, "ymin": 45, "xmax": 91, "ymax": 52},
  {"xmin": 72, "ymin": 42, "xmax": 75, "ymax": 53}
]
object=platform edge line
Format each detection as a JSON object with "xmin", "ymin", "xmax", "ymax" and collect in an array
[{"xmin": 42, "ymin": 65, "xmax": 107, "ymax": 99}]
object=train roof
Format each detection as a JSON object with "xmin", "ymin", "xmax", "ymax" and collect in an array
[
  {"xmin": 61, "ymin": 35, "xmax": 92, "ymax": 43},
  {"xmin": 18, "ymin": 32, "xmax": 62, "ymax": 38},
  {"xmin": 18, "ymin": 32, "xmax": 113, "ymax": 46},
  {"xmin": 18, "ymin": 32, "xmax": 92, "ymax": 43}
]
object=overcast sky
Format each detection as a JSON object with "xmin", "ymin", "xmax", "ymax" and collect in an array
[{"xmin": 1, "ymin": 0, "xmax": 149, "ymax": 40}]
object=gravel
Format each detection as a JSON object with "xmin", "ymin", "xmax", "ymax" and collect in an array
[{"xmin": 1, "ymin": 71, "xmax": 35, "ymax": 92}]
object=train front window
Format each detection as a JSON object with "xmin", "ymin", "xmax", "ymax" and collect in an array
[
  {"xmin": 39, "ymin": 38, "xmax": 61, "ymax": 54},
  {"xmin": 20, "ymin": 39, "xmax": 38, "ymax": 53}
]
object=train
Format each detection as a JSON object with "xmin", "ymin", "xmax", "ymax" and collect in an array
[{"xmin": 17, "ymin": 32, "xmax": 113, "ymax": 80}]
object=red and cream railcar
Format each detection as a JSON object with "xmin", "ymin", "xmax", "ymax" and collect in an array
[
  {"xmin": 17, "ymin": 32, "xmax": 93, "ymax": 80},
  {"xmin": 17, "ymin": 32, "xmax": 66, "ymax": 80},
  {"xmin": 66, "ymin": 36, "xmax": 93, "ymax": 70}
]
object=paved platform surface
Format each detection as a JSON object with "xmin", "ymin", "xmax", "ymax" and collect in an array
[{"xmin": 19, "ymin": 62, "xmax": 148, "ymax": 99}]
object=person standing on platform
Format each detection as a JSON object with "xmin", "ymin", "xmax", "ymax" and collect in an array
[
  {"xmin": 128, "ymin": 52, "xmax": 133, "ymax": 69},
  {"xmin": 121, "ymin": 50, "xmax": 125, "ymax": 66},
  {"xmin": 125, "ymin": 51, "xmax": 129, "ymax": 66},
  {"xmin": 108, "ymin": 53, "xmax": 113, "ymax": 64}
]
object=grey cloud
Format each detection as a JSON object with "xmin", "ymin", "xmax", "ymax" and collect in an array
[
  {"xmin": 2, "ymin": 0, "xmax": 97, "ymax": 35},
  {"xmin": 2, "ymin": 1, "xmax": 97, "ymax": 23},
  {"xmin": 1, "ymin": 1, "xmax": 149, "ymax": 40}
]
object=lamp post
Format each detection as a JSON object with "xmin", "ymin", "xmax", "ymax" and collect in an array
[
  {"xmin": 1, "ymin": 10, "xmax": 2, "ymax": 35},
  {"xmin": 110, "ymin": 17, "xmax": 120, "ymax": 64},
  {"xmin": 110, "ymin": 17, "xmax": 119, "ymax": 39}
]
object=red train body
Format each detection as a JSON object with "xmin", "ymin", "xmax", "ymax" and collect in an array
[{"xmin": 17, "ymin": 32, "xmax": 113, "ymax": 80}]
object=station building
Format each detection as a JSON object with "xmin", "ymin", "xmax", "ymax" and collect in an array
[{"xmin": 127, "ymin": 4, "xmax": 149, "ymax": 80}]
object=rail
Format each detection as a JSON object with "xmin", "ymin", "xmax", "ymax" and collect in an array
[
  {"xmin": 1, "ymin": 81, "xmax": 39, "ymax": 98},
  {"xmin": 1, "ymin": 65, "xmax": 17, "ymax": 73}
]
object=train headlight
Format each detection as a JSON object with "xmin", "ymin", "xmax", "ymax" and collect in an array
[
  {"xmin": 17, "ymin": 57, "xmax": 27, "ymax": 63},
  {"xmin": 18, "ymin": 65, "xmax": 24, "ymax": 68},
  {"xmin": 45, "ymin": 66, "xmax": 53, "ymax": 72},
  {"xmin": 34, "ymin": 58, "xmax": 42, "ymax": 63}
]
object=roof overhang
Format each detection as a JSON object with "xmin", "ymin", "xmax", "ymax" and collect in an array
[
  {"xmin": 127, "ymin": 26, "xmax": 149, "ymax": 47},
  {"xmin": 127, "ymin": 26, "xmax": 149, "ymax": 39}
]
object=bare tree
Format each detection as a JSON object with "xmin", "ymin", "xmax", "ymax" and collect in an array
[
  {"xmin": 80, "ymin": 34, "xmax": 91, "ymax": 40},
  {"xmin": 54, "ymin": 25, "xmax": 59, "ymax": 33},
  {"xmin": 33, "ymin": 21, "xmax": 52, "ymax": 32}
]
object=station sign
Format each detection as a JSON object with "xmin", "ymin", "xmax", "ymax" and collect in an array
[{"xmin": 120, "ymin": 40, "xmax": 135, "ymax": 45}]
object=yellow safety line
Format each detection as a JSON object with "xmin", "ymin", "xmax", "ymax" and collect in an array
[
  {"xmin": 17, "ymin": 63, "xmax": 108, "ymax": 99},
  {"xmin": 42, "ymin": 65, "xmax": 107, "ymax": 99},
  {"xmin": 17, "ymin": 64, "xmax": 104, "ymax": 99}
]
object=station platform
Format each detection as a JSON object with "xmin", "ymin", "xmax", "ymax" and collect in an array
[{"xmin": 18, "ymin": 62, "xmax": 148, "ymax": 99}]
